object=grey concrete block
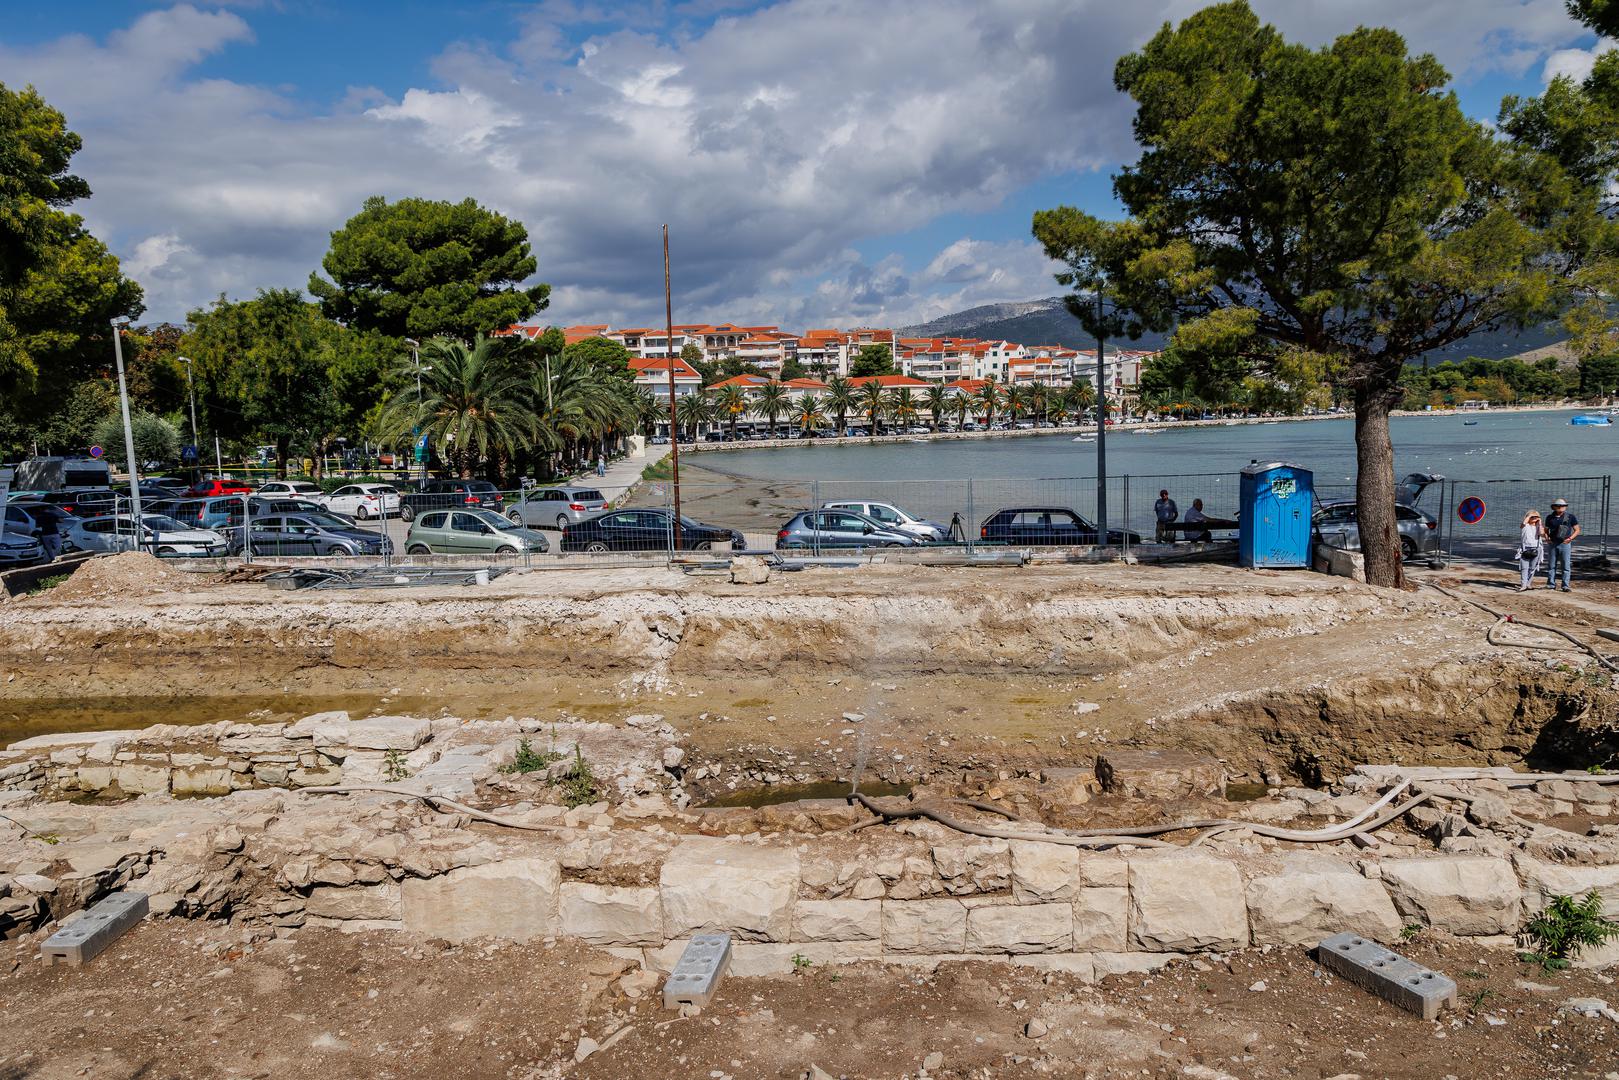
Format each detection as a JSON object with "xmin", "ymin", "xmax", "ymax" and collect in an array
[
  {"xmin": 40, "ymin": 891, "xmax": 149, "ymax": 967},
  {"xmin": 1316, "ymin": 931, "xmax": 1457, "ymax": 1020},
  {"xmin": 662, "ymin": 932, "xmax": 732, "ymax": 1010}
]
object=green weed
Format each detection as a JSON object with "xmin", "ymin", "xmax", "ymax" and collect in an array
[
  {"xmin": 1521, "ymin": 890, "xmax": 1619, "ymax": 972},
  {"xmin": 383, "ymin": 749, "xmax": 412, "ymax": 782}
]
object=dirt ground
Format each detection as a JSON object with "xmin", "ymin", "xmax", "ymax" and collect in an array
[{"xmin": 3, "ymin": 921, "xmax": 1616, "ymax": 1079}]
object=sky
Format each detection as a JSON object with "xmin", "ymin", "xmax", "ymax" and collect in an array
[{"xmin": 0, "ymin": 0, "xmax": 1609, "ymax": 331}]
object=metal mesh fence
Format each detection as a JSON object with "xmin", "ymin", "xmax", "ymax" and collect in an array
[{"xmin": 23, "ymin": 470, "xmax": 1608, "ymax": 573}]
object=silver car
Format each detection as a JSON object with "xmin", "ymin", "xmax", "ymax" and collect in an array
[
  {"xmin": 64, "ymin": 513, "xmax": 228, "ymax": 557},
  {"xmin": 1313, "ymin": 500, "xmax": 1442, "ymax": 566},
  {"xmin": 507, "ymin": 485, "xmax": 609, "ymax": 530},
  {"xmin": 775, "ymin": 509, "xmax": 918, "ymax": 549},
  {"xmin": 821, "ymin": 500, "xmax": 948, "ymax": 541},
  {"xmin": 0, "ymin": 531, "xmax": 44, "ymax": 566}
]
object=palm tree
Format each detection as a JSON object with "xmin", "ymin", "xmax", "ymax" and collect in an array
[
  {"xmin": 889, "ymin": 387, "xmax": 919, "ymax": 431},
  {"xmin": 1067, "ymin": 378, "xmax": 1096, "ymax": 418},
  {"xmin": 825, "ymin": 375, "xmax": 855, "ymax": 436},
  {"xmin": 634, "ymin": 388, "xmax": 663, "ymax": 440},
  {"xmin": 1003, "ymin": 385, "xmax": 1026, "ymax": 428},
  {"xmin": 758, "ymin": 381, "xmax": 789, "ymax": 438},
  {"xmin": 974, "ymin": 379, "xmax": 1000, "ymax": 429},
  {"xmin": 858, "ymin": 381, "xmax": 886, "ymax": 436},
  {"xmin": 377, "ymin": 335, "xmax": 536, "ymax": 479},
  {"xmin": 952, "ymin": 389, "xmax": 971, "ymax": 431},
  {"xmin": 1028, "ymin": 383, "xmax": 1049, "ymax": 426},
  {"xmin": 924, "ymin": 384, "xmax": 949, "ymax": 431},
  {"xmin": 793, "ymin": 394, "xmax": 826, "ymax": 434},
  {"xmin": 675, "ymin": 392, "xmax": 711, "ymax": 441},
  {"xmin": 715, "ymin": 383, "xmax": 748, "ymax": 441}
]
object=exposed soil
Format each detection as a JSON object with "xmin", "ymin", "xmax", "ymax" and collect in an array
[{"xmin": 3, "ymin": 921, "xmax": 1616, "ymax": 1079}]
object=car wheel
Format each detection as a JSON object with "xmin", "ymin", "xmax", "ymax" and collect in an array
[
  {"xmin": 508, "ymin": 509, "xmax": 524, "ymax": 525},
  {"xmin": 557, "ymin": 514, "xmax": 570, "ymax": 530},
  {"xmin": 1399, "ymin": 536, "xmax": 1417, "ymax": 560},
  {"xmin": 406, "ymin": 544, "xmax": 430, "ymax": 556},
  {"xmin": 400, "ymin": 504, "xmax": 415, "ymax": 522},
  {"xmin": 584, "ymin": 540, "xmax": 609, "ymax": 553},
  {"xmin": 884, "ymin": 542, "xmax": 905, "ymax": 548},
  {"xmin": 356, "ymin": 504, "xmax": 371, "ymax": 520},
  {"xmin": 157, "ymin": 546, "xmax": 176, "ymax": 555}
]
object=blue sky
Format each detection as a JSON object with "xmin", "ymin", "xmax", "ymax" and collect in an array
[{"xmin": 0, "ymin": 1, "xmax": 1604, "ymax": 329}]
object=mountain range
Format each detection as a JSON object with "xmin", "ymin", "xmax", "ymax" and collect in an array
[{"xmin": 898, "ymin": 297, "xmax": 1572, "ymax": 364}]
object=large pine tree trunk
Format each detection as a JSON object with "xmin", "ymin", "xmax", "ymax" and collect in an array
[{"xmin": 1354, "ymin": 383, "xmax": 1405, "ymax": 589}]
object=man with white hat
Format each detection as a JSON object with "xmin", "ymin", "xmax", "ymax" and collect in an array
[{"xmin": 1543, "ymin": 497, "xmax": 1581, "ymax": 592}]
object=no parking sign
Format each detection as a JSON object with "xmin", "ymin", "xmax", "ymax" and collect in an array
[{"xmin": 1457, "ymin": 496, "xmax": 1486, "ymax": 524}]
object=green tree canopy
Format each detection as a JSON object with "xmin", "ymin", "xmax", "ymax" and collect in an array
[
  {"xmin": 1569, "ymin": 0, "xmax": 1619, "ymax": 36},
  {"xmin": 1034, "ymin": 1, "xmax": 1613, "ymax": 586},
  {"xmin": 0, "ymin": 82, "xmax": 143, "ymax": 456},
  {"xmin": 94, "ymin": 410, "xmax": 180, "ymax": 470},
  {"xmin": 309, "ymin": 195, "xmax": 549, "ymax": 340},
  {"xmin": 849, "ymin": 343, "xmax": 894, "ymax": 377}
]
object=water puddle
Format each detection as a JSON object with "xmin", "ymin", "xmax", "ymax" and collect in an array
[
  {"xmin": 703, "ymin": 779, "xmax": 912, "ymax": 808},
  {"xmin": 1223, "ymin": 781, "xmax": 1271, "ymax": 802}
]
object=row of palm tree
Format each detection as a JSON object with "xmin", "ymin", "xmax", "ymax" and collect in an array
[
  {"xmin": 375, "ymin": 335, "xmax": 647, "ymax": 480},
  {"xmin": 672, "ymin": 376, "xmax": 1105, "ymax": 441}
]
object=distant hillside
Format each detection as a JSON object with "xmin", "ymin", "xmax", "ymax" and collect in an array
[{"xmin": 901, "ymin": 296, "xmax": 1571, "ymax": 362}]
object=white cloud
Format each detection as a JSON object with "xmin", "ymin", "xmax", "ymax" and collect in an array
[
  {"xmin": 1543, "ymin": 39, "xmax": 1617, "ymax": 82},
  {"xmin": 0, "ymin": 0, "xmax": 1598, "ymax": 330}
]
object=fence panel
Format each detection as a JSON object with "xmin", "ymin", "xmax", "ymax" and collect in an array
[{"xmin": 1440, "ymin": 476, "xmax": 1611, "ymax": 564}]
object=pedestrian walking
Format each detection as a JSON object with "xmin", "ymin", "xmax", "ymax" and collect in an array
[
  {"xmin": 1543, "ymin": 497, "xmax": 1581, "ymax": 591},
  {"xmin": 1154, "ymin": 489, "xmax": 1178, "ymax": 543},
  {"xmin": 38, "ymin": 510, "xmax": 60, "ymax": 562},
  {"xmin": 1516, "ymin": 510, "xmax": 1544, "ymax": 591}
]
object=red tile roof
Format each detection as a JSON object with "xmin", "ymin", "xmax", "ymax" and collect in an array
[
  {"xmin": 629, "ymin": 356, "xmax": 702, "ymax": 379},
  {"xmin": 782, "ymin": 377, "xmax": 830, "ymax": 390},
  {"xmin": 705, "ymin": 374, "xmax": 773, "ymax": 390},
  {"xmin": 848, "ymin": 374, "xmax": 932, "ymax": 389}
]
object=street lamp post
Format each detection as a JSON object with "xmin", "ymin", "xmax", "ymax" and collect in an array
[
  {"xmin": 1093, "ymin": 293, "xmax": 1108, "ymax": 546},
  {"xmin": 110, "ymin": 318, "xmax": 143, "ymax": 547},
  {"xmin": 403, "ymin": 338, "xmax": 422, "ymax": 479},
  {"xmin": 178, "ymin": 356, "xmax": 200, "ymax": 475}
]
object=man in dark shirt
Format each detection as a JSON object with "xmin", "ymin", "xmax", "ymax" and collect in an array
[{"xmin": 1544, "ymin": 498, "xmax": 1581, "ymax": 591}]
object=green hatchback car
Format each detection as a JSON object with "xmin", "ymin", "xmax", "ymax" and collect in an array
[{"xmin": 404, "ymin": 508, "xmax": 550, "ymax": 555}]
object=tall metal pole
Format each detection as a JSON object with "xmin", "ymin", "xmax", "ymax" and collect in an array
[
  {"xmin": 1094, "ymin": 292, "xmax": 1108, "ymax": 548},
  {"xmin": 405, "ymin": 338, "xmax": 422, "ymax": 480},
  {"xmin": 110, "ymin": 319, "xmax": 143, "ymax": 547},
  {"xmin": 179, "ymin": 357, "xmax": 200, "ymax": 449},
  {"xmin": 664, "ymin": 224, "xmax": 683, "ymax": 550}
]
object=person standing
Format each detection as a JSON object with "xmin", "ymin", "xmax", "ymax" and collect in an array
[
  {"xmin": 596, "ymin": 454, "xmax": 606, "ymax": 478},
  {"xmin": 37, "ymin": 509, "xmax": 60, "ymax": 562},
  {"xmin": 1544, "ymin": 497, "xmax": 1581, "ymax": 591},
  {"xmin": 1154, "ymin": 489, "xmax": 1178, "ymax": 543},
  {"xmin": 1517, "ymin": 510, "xmax": 1544, "ymax": 591}
]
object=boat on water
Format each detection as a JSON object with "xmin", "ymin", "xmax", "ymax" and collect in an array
[
  {"xmin": 1571, "ymin": 415, "xmax": 1615, "ymax": 426},
  {"xmin": 1463, "ymin": 419, "xmax": 1479, "ymax": 426},
  {"xmin": 1133, "ymin": 428, "xmax": 1161, "ymax": 436},
  {"xmin": 1072, "ymin": 435, "xmax": 1095, "ymax": 443}
]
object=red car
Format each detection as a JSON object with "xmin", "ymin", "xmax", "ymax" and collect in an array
[{"xmin": 184, "ymin": 478, "xmax": 255, "ymax": 497}]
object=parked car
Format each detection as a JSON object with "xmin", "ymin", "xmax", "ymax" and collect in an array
[
  {"xmin": 227, "ymin": 513, "xmax": 393, "ymax": 557},
  {"xmin": 256, "ymin": 480, "xmax": 324, "ymax": 499},
  {"xmin": 0, "ymin": 530, "xmax": 44, "ymax": 566},
  {"xmin": 37, "ymin": 489, "xmax": 118, "ymax": 516},
  {"xmin": 113, "ymin": 482, "xmax": 183, "ymax": 501},
  {"xmin": 398, "ymin": 480, "xmax": 504, "ymax": 521},
  {"xmin": 404, "ymin": 509, "xmax": 548, "ymax": 555},
  {"xmin": 63, "ymin": 513, "xmax": 227, "ymax": 557},
  {"xmin": 821, "ymin": 501, "xmax": 948, "ymax": 541},
  {"xmin": 6, "ymin": 503, "xmax": 77, "ymax": 539},
  {"xmin": 1313, "ymin": 500, "xmax": 1442, "ymax": 565},
  {"xmin": 776, "ymin": 509, "xmax": 918, "ymax": 549},
  {"xmin": 3, "ymin": 505, "xmax": 39, "ymax": 538},
  {"xmin": 142, "ymin": 475, "xmax": 192, "ymax": 490},
  {"xmin": 184, "ymin": 478, "xmax": 254, "ymax": 497},
  {"xmin": 319, "ymin": 483, "xmax": 401, "ymax": 520},
  {"xmin": 506, "ymin": 486, "xmax": 609, "ymax": 530},
  {"xmin": 168, "ymin": 496, "xmax": 251, "ymax": 530},
  {"xmin": 561, "ymin": 508, "xmax": 742, "ymax": 553},
  {"xmin": 978, "ymin": 507, "xmax": 1141, "ymax": 546}
]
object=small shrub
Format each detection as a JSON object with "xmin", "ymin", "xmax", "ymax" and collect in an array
[
  {"xmin": 555, "ymin": 745, "xmax": 597, "ymax": 809},
  {"xmin": 791, "ymin": 953, "xmax": 812, "ymax": 974},
  {"xmin": 24, "ymin": 574, "xmax": 70, "ymax": 596},
  {"xmin": 502, "ymin": 737, "xmax": 562, "ymax": 775},
  {"xmin": 1399, "ymin": 923, "xmax": 1423, "ymax": 942},
  {"xmin": 1521, "ymin": 890, "xmax": 1619, "ymax": 972},
  {"xmin": 383, "ymin": 749, "xmax": 411, "ymax": 782}
]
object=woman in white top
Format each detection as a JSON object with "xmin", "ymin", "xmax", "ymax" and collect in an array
[{"xmin": 1517, "ymin": 510, "xmax": 1544, "ymax": 591}]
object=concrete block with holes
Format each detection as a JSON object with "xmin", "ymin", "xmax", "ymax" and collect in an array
[
  {"xmin": 662, "ymin": 932, "xmax": 732, "ymax": 1009},
  {"xmin": 39, "ymin": 891, "xmax": 148, "ymax": 966},
  {"xmin": 1316, "ymin": 930, "xmax": 1457, "ymax": 1020}
]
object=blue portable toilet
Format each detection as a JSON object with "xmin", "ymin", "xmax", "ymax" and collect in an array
[{"xmin": 1238, "ymin": 461, "xmax": 1314, "ymax": 568}]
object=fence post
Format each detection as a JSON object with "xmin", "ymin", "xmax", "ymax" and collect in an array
[
  {"xmin": 1602, "ymin": 475, "xmax": 1612, "ymax": 559},
  {"xmin": 812, "ymin": 479, "xmax": 821, "ymax": 559},
  {"xmin": 665, "ymin": 479, "xmax": 674, "ymax": 569},
  {"xmin": 965, "ymin": 478, "xmax": 975, "ymax": 555},
  {"xmin": 1122, "ymin": 474, "xmax": 1131, "ymax": 559},
  {"xmin": 242, "ymin": 492, "xmax": 252, "ymax": 566}
]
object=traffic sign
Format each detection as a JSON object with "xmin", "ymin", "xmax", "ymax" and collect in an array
[
  {"xmin": 88, "ymin": 445, "xmax": 104, "ymax": 459},
  {"xmin": 181, "ymin": 444, "xmax": 198, "ymax": 464},
  {"xmin": 1457, "ymin": 496, "xmax": 1486, "ymax": 524}
]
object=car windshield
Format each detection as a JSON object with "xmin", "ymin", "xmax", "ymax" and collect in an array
[
  {"xmin": 468, "ymin": 509, "xmax": 520, "ymax": 530},
  {"xmin": 139, "ymin": 515, "xmax": 187, "ymax": 530}
]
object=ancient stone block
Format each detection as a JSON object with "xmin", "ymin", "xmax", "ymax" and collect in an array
[
  {"xmin": 401, "ymin": 858, "xmax": 560, "ymax": 943},
  {"xmin": 1096, "ymin": 749, "xmax": 1225, "ymax": 799},
  {"xmin": 659, "ymin": 837, "xmax": 799, "ymax": 942},
  {"xmin": 346, "ymin": 716, "xmax": 431, "ymax": 752},
  {"xmin": 113, "ymin": 764, "xmax": 170, "ymax": 795},
  {"xmin": 1072, "ymin": 887, "xmax": 1128, "ymax": 951},
  {"xmin": 1515, "ymin": 857, "xmax": 1619, "ymax": 915},
  {"xmin": 1010, "ymin": 842, "xmax": 1080, "ymax": 903},
  {"xmin": 171, "ymin": 768, "xmax": 236, "ymax": 796},
  {"xmin": 560, "ymin": 883, "xmax": 663, "ymax": 946},
  {"xmin": 882, "ymin": 899, "xmax": 967, "ymax": 954},
  {"xmin": 306, "ymin": 884, "xmax": 402, "ymax": 921},
  {"xmin": 931, "ymin": 839, "xmax": 1009, "ymax": 894},
  {"xmin": 1244, "ymin": 857, "xmax": 1402, "ymax": 945},
  {"xmin": 1379, "ymin": 857, "xmax": 1518, "ymax": 935},
  {"xmin": 793, "ymin": 899, "xmax": 882, "ymax": 942},
  {"xmin": 1127, "ymin": 854, "xmax": 1248, "ymax": 951},
  {"xmin": 965, "ymin": 903, "xmax": 1073, "ymax": 954}
]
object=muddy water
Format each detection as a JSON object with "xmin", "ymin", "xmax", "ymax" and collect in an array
[{"xmin": 703, "ymin": 779, "xmax": 912, "ymax": 808}]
